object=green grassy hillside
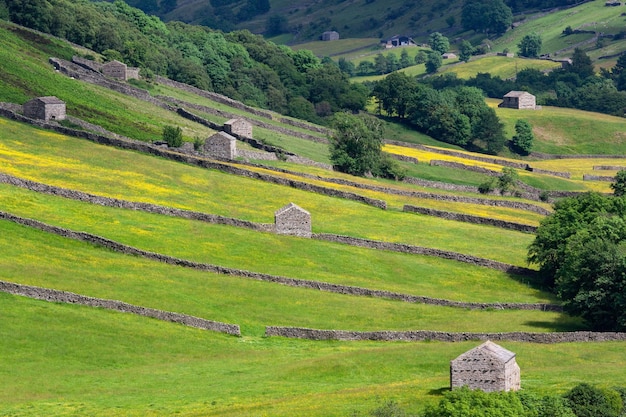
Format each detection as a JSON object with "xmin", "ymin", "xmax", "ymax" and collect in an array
[{"xmin": 2, "ymin": 20, "xmax": 626, "ymax": 417}]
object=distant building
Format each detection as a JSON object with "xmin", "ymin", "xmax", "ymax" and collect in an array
[
  {"xmin": 102, "ymin": 60, "xmax": 140, "ymax": 81},
  {"xmin": 322, "ymin": 31, "xmax": 340, "ymax": 41},
  {"xmin": 499, "ymin": 91, "xmax": 536, "ymax": 109},
  {"xmin": 442, "ymin": 52, "xmax": 457, "ymax": 59},
  {"xmin": 381, "ymin": 35, "xmax": 416, "ymax": 48},
  {"xmin": 203, "ymin": 131, "xmax": 237, "ymax": 160},
  {"xmin": 23, "ymin": 96, "xmax": 66, "ymax": 121},
  {"xmin": 275, "ymin": 203, "xmax": 311, "ymax": 238},
  {"xmin": 450, "ymin": 340, "xmax": 521, "ymax": 392},
  {"xmin": 497, "ymin": 52, "xmax": 514, "ymax": 57},
  {"xmin": 224, "ymin": 119, "xmax": 253, "ymax": 138}
]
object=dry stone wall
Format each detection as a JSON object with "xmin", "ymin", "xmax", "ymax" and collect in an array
[
  {"xmin": 313, "ymin": 233, "xmax": 537, "ymax": 277},
  {"xmin": 0, "ymin": 106, "xmax": 386, "ymax": 209},
  {"xmin": 170, "ymin": 97, "xmax": 328, "ymax": 144},
  {"xmin": 264, "ymin": 327, "xmax": 626, "ymax": 343},
  {"xmin": 403, "ymin": 205, "xmax": 538, "ymax": 233},
  {"xmin": 0, "ymin": 173, "xmax": 274, "ymax": 232},
  {"xmin": 430, "ymin": 160, "xmax": 501, "ymax": 176},
  {"xmin": 594, "ymin": 165, "xmax": 626, "ymax": 170},
  {"xmin": 584, "ymin": 174, "xmax": 614, "ymax": 181},
  {"xmin": 154, "ymin": 76, "xmax": 330, "ymax": 136},
  {"xmin": 0, "ymin": 212, "xmax": 553, "ymax": 311},
  {"xmin": 0, "ymin": 280, "xmax": 241, "ymax": 335}
]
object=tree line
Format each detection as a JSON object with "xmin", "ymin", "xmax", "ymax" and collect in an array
[
  {"xmin": 1, "ymin": 0, "xmax": 368, "ymax": 124},
  {"xmin": 370, "ymin": 72, "xmax": 509, "ymax": 154}
]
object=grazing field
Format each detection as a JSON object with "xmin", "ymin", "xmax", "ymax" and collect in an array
[
  {"xmin": 440, "ymin": 56, "xmax": 561, "ymax": 80},
  {"xmin": 2, "ymin": 19, "xmax": 626, "ymax": 417},
  {"xmin": 0, "ymin": 294, "xmax": 624, "ymax": 417}
]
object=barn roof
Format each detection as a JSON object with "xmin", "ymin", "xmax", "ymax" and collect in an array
[
  {"xmin": 454, "ymin": 340, "xmax": 516, "ymax": 364},
  {"xmin": 504, "ymin": 90, "xmax": 533, "ymax": 98},
  {"xmin": 30, "ymin": 96, "xmax": 65, "ymax": 105},
  {"xmin": 275, "ymin": 202, "xmax": 309, "ymax": 216}
]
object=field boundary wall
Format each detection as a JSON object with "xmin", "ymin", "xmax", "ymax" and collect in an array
[
  {"xmin": 0, "ymin": 212, "xmax": 554, "ymax": 311},
  {"xmin": 265, "ymin": 327, "xmax": 626, "ymax": 343},
  {"xmin": 0, "ymin": 280, "xmax": 241, "ymax": 335}
]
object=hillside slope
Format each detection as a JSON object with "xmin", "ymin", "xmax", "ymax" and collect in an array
[{"xmin": 2, "ymin": 19, "xmax": 626, "ymax": 417}]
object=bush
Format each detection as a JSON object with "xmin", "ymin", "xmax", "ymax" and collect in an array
[
  {"xmin": 162, "ymin": 125, "xmax": 183, "ymax": 148},
  {"xmin": 478, "ymin": 179, "xmax": 496, "ymax": 194},
  {"xmin": 565, "ymin": 383, "xmax": 623, "ymax": 417}
]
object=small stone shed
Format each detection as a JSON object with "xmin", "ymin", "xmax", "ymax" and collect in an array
[
  {"xmin": 23, "ymin": 96, "xmax": 66, "ymax": 121},
  {"xmin": 274, "ymin": 203, "xmax": 311, "ymax": 238},
  {"xmin": 203, "ymin": 131, "xmax": 237, "ymax": 160},
  {"xmin": 102, "ymin": 60, "xmax": 140, "ymax": 81},
  {"xmin": 322, "ymin": 31, "xmax": 340, "ymax": 41},
  {"xmin": 450, "ymin": 340, "xmax": 521, "ymax": 392},
  {"xmin": 498, "ymin": 91, "xmax": 536, "ymax": 109},
  {"xmin": 224, "ymin": 118, "xmax": 253, "ymax": 138}
]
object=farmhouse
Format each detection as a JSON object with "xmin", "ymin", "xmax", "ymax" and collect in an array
[
  {"xmin": 275, "ymin": 203, "xmax": 311, "ymax": 237},
  {"xmin": 102, "ymin": 60, "xmax": 140, "ymax": 81},
  {"xmin": 442, "ymin": 52, "xmax": 457, "ymax": 59},
  {"xmin": 224, "ymin": 118, "xmax": 253, "ymax": 138},
  {"xmin": 381, "ymin": 35, "xmax": 416, "ymax": 48},
  {"xmin": 450, "ymin": 341, "xmax": 521, "ymax": 392},
  {"xmin": 22, "ymin": 96, "xmax": 66, "ymax": 121},
  {"xmin": 322, "ymin": 31, "xmax": 339, "ymax": 41},
  {"xmin": 203, "ymin": 131, "xmax": 237, "ymax": 160},
  {"xmin": 498, "ymin": 91, "xmax": 536, "ymax": 109}
]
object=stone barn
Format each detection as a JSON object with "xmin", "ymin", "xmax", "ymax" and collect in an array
[
  {"xmin": 224, "ymin": 118, "xmax": 253, "ymax": 138},
  {"xmin": 23, "ymin": 96, "xmax": 66, "ymax": 121},
  {"xmin": 274, "ymin": 203, "xmax": 311, "ymax": 238},
  {"xmin": 203, "ymin": 131, "xmax": 237, "ymax": 159},
  {"xmin": 498, "ymin": 91, "xmax": 536, "ymax": 109},
  {"xmin": 322, "ymin": 31, "xmax": 339, "ymax": 41},
  {"xmin": 102, "ymin": 60, "xmax": 128, "ymax": 80},
  {"xmin": 450, "ymin": 340, "xmax": 521, "ymax": 392}
]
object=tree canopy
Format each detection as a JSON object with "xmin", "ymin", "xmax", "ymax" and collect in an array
[
  {"xmin": 528, "ymin": 193, "xmax": 626, "ymax": 331},
  {"xmin": 4, "ymin": 0, "xmax": 366, "ymax": 123},
  {"xmin": 518, "ymin": 32, "xmax": 542, "ymax": 57},
  {"xmin": 461, "ymin": 0, "xmax": 512, "ymax": 35}
]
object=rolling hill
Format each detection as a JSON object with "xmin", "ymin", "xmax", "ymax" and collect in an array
[{"xmin": 1, "ymin": 19, "xmax": 626, "ymax": 416}]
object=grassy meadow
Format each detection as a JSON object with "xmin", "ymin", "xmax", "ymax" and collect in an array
[{"xmin": 2, "ymin": 19, "xmax": 626, "ymax": 417}]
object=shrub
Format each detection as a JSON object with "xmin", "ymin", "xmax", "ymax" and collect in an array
[{"xmin": 162, "ymin": 125, "xmax": 183, "ymax": 147}]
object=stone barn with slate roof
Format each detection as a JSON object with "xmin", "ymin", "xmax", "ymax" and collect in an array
[
  {"xmin": 23, "ymin": 96, "xmax": 66, "ymax": 121},
  {"xmin": 203, "ymin": 131, "xmax": 237, "ymax": 160},
  {"xmin": 275, "ymin": 203, "xmax": 311, "ymax": 238},
  {"xmin": 102, "ymin": 60, "xmax": 128, "ymax": 80},
  {"xmin": 450, "ymin": 341, "xmax": 521, "ymax": 392},
  {"xmin": 499, "ymin": 91, "xmax": 536, "ymax": 109},
  {"xmin": 224, "ymin": 118, "xmax": 253, "ymax": 138}
]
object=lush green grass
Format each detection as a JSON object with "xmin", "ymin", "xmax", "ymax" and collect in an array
[
  {"xmin": 440, "ymin": 56, "xmax": 561, "ymax": 80},
  {"xmin": 0, "ymin": 294, "xmax": 623, "ymax": 416},
  {"xmin": 0, "ymin": 22, "xmax": 215, "ymax": 143},
  {"xmin": 0, "ymin": 219, "xmax": 569, "ymax": 335},
  {"xmin": 492, "ymin": 1, "xmax": 626, "ymax": 58},
  {"xmin": 490, "ymin": 99, "xmax": 626, "ymax": 155},
  {"xmin": 0, "ymin": 117, "xmax": 541, "ymax": 262},
  {"xmin": 0, "ymin": 183, "xmax": 541, "ymax": 298}
]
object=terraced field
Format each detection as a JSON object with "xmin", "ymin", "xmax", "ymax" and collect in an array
[{"xmin": 2, "ymin": 22, "xmax": 626, "ymax": 417}]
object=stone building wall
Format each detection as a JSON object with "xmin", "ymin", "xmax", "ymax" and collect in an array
[
  {"xmin": 224, "ymin": 118, "xmax": 253, "ymax": 138},
  {"xmin": 102, "ymin": 60, "xmax": 128, "ymax": 80},
  {"xmin": 275, "ymin": 203, "xmax": 312, "ymax": 237},
  {"xmin": 450, "ymin": 342, "xmax": 521, "ymax": 392},
  {"xmin": 204, "ymin": 131, "xmax": 237, "ymax": 159},
  {"xmin": 23, "ymin": 97, "xmax": 66, "ymax": 121}
]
